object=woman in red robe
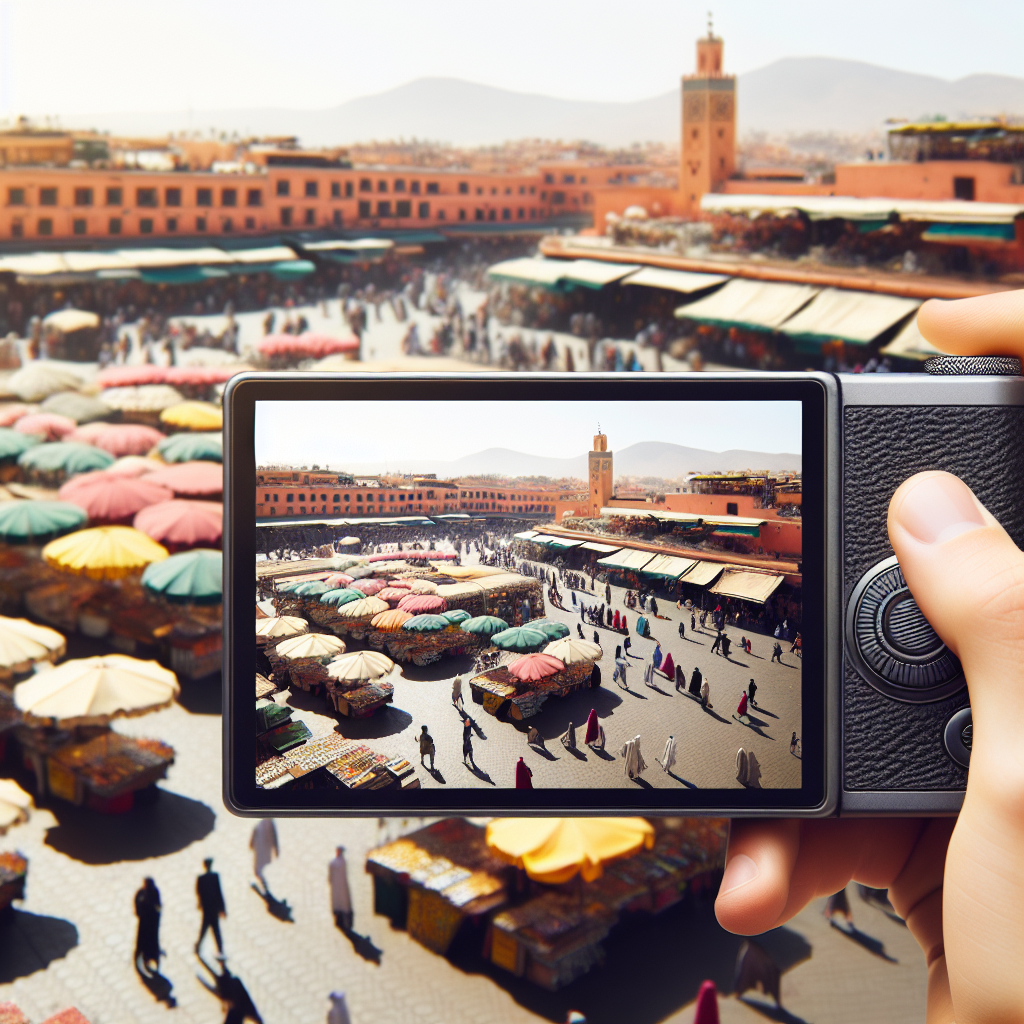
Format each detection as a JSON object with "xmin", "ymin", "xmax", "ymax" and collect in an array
[
  {"xmin": 515, "ymin": 757, "xmax": 533, "ymax": 789},
  {"xmin": 584, "ymin": 708, "xmax": 600, "ymax": 745},
  {"xmin": 737, "ymin": 692, "xmax": 748, "ymax": 717},
  {"xmin": 661, "ymin": 652, "xmax": 676, "ymax": 679},
  {"xmin": 613, "ymin": 610, "xmax": 621, "ymax": 630}
]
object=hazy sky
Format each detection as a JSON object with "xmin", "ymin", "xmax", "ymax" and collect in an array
[
  {"xmin": 254, "ymin": 400, "xmax": 802, "ymax": 468},
  {"xmin": 2, "ymin": 0, "xmax": 1021, "ymax": 118}
]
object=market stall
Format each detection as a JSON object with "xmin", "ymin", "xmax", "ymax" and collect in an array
[{"xmin": 323, "ymin": 651, "xmax": 396, "ymax": 718}]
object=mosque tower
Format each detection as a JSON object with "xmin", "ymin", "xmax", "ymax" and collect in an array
[
  {"xmin": 588, "ymin": 428, "xmax": 613, "ymax": 517},
  {"xmin": 680, "ymin": 12, "xmax": 737, "ymax": 216}
]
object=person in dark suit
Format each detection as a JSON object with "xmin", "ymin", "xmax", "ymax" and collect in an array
[{"xmin": 196, "ymin": 858, "xmax": 226, "ymax": 955}]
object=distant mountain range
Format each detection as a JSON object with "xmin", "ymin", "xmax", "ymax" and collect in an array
[
  {"xmin": 69, "ymin": 58, "xmax": 1024, "ymax": 146},
  {"xmin": 337, "ymin": 441, "xmax": 801, "ymax": 481}
]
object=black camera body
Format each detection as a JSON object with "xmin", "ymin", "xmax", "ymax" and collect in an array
[{"xmin": 838, "ymin": 360, "xmax": 1024, "ymax": 815}]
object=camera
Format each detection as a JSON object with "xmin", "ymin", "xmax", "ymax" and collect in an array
[{"xmin": 223, "ymin": 360, "xmax": 1023, "ymax": 816}]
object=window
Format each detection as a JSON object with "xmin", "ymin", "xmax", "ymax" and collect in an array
[
  {"xmin": 544, "ymin": 173, "xmax": 554, "ymax": 184},
  {"xmin": 541, "ymin": 191, "xmax": 548, "ymax": 200},
  {"xmin": 40, "ymin": 188, "xmax": 57, "ymax": 206},
  {"xmin": 396, "ymin": 200, "xmax": 411, "ymax": 217},
  {"xmin": 437, "ymin": 208, "xmax": 445, "ymax": 220},
  {"xmin": 222, "ymin": 217, "xmax": 233, "ymax": 232},
  {"xmin": 529, "ymin": 208, "xmax": 536, "ymax": 219},
  {"xmin": 286, "ymin": 494, "xmax": 294, "ymax": 503},
  {"xmin": 726, "ymin": 502, "xmax": 739, "ymax": 516},
  {"xmin": 519, "ymin": 186, "xmax": 525, "ymax": 195},
  {"xmin": 140, "ymin": 217, "xmax": 154, "ymax": 233},
  {"xmin": 7, "ymin": 188, "xmax": 24, "ymax": 206},
  {"xmin": 264, "ymin": 494, "xmax": 270, "ymax": 503},
  {"xmin": 298, "ymin": 494, "xmax": 305, "ymax": 502},
  {"xmin": 167, "ymin": 217, "xmax": 178, "ymax": 232},
  {"xmin": 458, "ymin": 181, "xmax": 469, "ymax": 194},
  {"xmin": 389, "ymin": 495, "xmax": 395, "ymax": 502},
  {"xmin": 304, "ymin": 180, "xmax": 318, "ymax": 198},
  {"xmin": 221, "ymin": 188, "xmax": 237, "ymax": 207},
  {"xmin": 244, "ymin": 216, "xmax": 255, "ymax": 229},
  {"xmin": 332, "ymin": 209, "xmax": 342, "ymax": 226},
  {"xmin": 280, "ymin": 207, "xmax": 292, "ymax": 226},
  {"xmin": 488, "ymin": 209, "xmax": 496, "ymax": 221},
  {"xmin": 552, "ymin": 191, "xmax": 566, "ymax": 204},
  {"xmin": 530, "ymin": 186, "xmax": 536, "ymax": 194},
  {"xmin": 426, "ymin": 182, "xmax": 439, "ymax": 194},
  {"xmin": 136, "ymin": 187, "xmax": 157, "ymax": 207},
  {"xmin": 505, "ymin": 187, "xmax": 511, "ymax": 195},
  {"xmin": 304, "ymin": 208, "xmax": 316, "ymax": 225},
  {"xmin": 954, "ymin": 176, "xmax": 976, "ymax": 201},
  {"xmin": 356, "ymin": 494, "xmax": 362, "ymax": 501},
  {"xmin": 394, "ymin": 179, "xmax": 405, "ymax": 193},
  {"xmin": 377, "ymin": 200, "xmax": 391, "ymax": 216},
  {"xmin": 359, "ymin": 178, "xmax": 371, "ymax": 192},
  {"xmin": 345, "ymin": 181, "xmax": 353, "ymax": 197},
  {"xmin": 358, "ymin": 200, "xmax": 371, "ymax": 218},
  {"xmin": 563, "ymin": 174, "xmax": 575, "ymax": 184},
  {"xmin": 196, "ymin": 216, "xmax": 207, "ymax": 232},
  {"xmin": 330, "ymin": 181, "xmax": 340, "ymax": 198},
  {"xmin": 246, "ymin": 188, "xmax": 262, "ymax": 207},
  {"xmin": 476, "ymin": 187, "xmax": 483, "ymax": 195},
  {"xmin": 502, "ymin": 208, "xmax": 511, "ymax": 220},
  {"xmin": 196, "ymin": 188, "xmax": 212, "ymax": 207},
  {"xmin": 475, "ymin": 208, "xmax": 484, "ymax": 221},
  {"xmin": 319, "ymin": 494, "xmax": 326, "ymax": 502},
  {"xmin": 165, "ymin": 187, "xmax": 181, "ymax": 207},
  {"xmin": 74, "ymin": 187, "xmax": 93, "ymax": 206},
  {"xmin": 517, "ymin": 207, "xmax": 524, "ymax": 219},
  {"xmin": 106, "ymin": 187, "xmax": 123, "ymax": 206},
  {"xmin": 276, "ymin": 180, "xmax": 290, "ymax": 197},
  {"xmin": 273, "ymin": 494, "xmax": 278, "ymax": 503},
  {"xmin": 491, "ymin": 187, "xmax": 497, "ymax": 195},
  {"xmin": 418, "ymin": 201, "xmax": 430, "ymax": 219},
  {"xmin": 37, "ymin": 218, "xmax": 53, "ymax": 235},
  {"xmin": 377, "ymin": 180, "xmax": 388, "ymax": 193},
  {"xmin": 73, "ymin": 218, "xmax": 87, "ymax": 235},
  {"xmin": 333, "ymin": 494, "xmax": 340, "ymax": 502},
  {"xmin": 458, "ymin": 208, "xmax": 466, "ymax": 221},
  {"xmin": 109, "ymin": 217, "xmax": 122, "ymax": 234}
]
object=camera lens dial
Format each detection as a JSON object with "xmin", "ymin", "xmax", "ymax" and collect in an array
[{"xmin": 847, "ymin": 555, "xmax": 966, "ymax": 703}]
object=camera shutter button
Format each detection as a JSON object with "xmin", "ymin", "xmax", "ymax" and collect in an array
[{"xmin": 925, "ymin": 355, "xmax": 1021, "ymax": 376}]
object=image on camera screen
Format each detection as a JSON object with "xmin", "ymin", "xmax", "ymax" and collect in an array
[{"xmin": 254, "ymin": 399, "xmax": 803, "ymax": 795}]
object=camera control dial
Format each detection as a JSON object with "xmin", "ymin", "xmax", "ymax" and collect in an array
[{"xmin": 846, "ymin": 555, "xmax": 966, "ymax": 703}]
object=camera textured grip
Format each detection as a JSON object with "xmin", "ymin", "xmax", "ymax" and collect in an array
[{"xmin": 843, "ymin": 405, "xmax": 1024, "ymax": 791}]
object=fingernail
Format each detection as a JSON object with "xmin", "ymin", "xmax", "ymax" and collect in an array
[
  {"xmin": 895, "ymin": 474, "xmax": 986, "ymax": 545},
  {"xmin": 720, "ymin": 853, "xmax": 759, "ymax": 895}
]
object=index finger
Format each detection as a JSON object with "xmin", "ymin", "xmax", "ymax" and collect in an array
[{"xmin": 917, "ymin": 289, "xmax": 1024, "ymax": 358}]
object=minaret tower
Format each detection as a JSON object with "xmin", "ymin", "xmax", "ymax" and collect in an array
[
  {"xmin": 680, "ymin": 12, "xmax": 736, "ymax": 216},
  {"xmin": 588, "ymin": 427, "xmax": 613, "ymax": 517}
]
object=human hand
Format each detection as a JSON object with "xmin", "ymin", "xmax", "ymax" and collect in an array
[{"xmin": 715, "ymin": 291, "xmax": 1024, "ymax": 1024}]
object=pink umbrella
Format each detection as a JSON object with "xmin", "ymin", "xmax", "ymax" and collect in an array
[
  {"xmin": 0, "ymin": 404, "xmax": 38, "ymax": 427},
  {"xmin": 105, "ymin": 456, "xmax": 162, "ymax": 477},
  {"xmin": 350, "ymin": 579, "xmax": 386, "ymax": 596},
  {"xmin": 324, "ymin": 572, "xmax": 354, "ymax": 587},
  {"xmin": 133, "ymin": 499, "xmax": 223, "ymax": 548},
  {"xmin": 377, "ymin": 587, "xmax": 410, "ymax": 607},
  {"xmin": 507, "ymin": 653, "xmax": 565, "ymax": 682},
  {"xmin": 69, "ymin": 423, "xmax": 165, "ymax": 457},
  {"xmin": 257, "ymin": 333, "xmax": 358, "ymax": 359},
  {"xmin": 386, "ymin": 579, "xmax": 412, "ymax": 589},
  {"xmin": 59, "ymin": 472, "xmax": 175, "ymax": 523},
  {"xmin": 145, "ymin": 461, "xmax": 222, "ymax": 497},
  {"xmin": 96, "ymin": 365, "xmax": 167, "ymax": 388},
  {"xmin": 397, "ymin": 594, "xmax": 447, "ymax": 615},
  {"xmin": 14, "ymin": 413, "xmax": 77, "ymax": 441},
  {"xmin": 163, "ymin": 366, "xmax": 239, "ymax": 386}
]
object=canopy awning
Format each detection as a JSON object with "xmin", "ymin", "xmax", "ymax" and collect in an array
[
  {"xmin": 513, "ymin": 530, "xmax": 539, "ymax": 539},
  {"xmin": 675, "ymin": 277, "xmax": 819, "ymax": 331},
  {"xmin": 580, "ymin": 541, "xmax": 621, "ymax": 553},
  {"xmin": 557, "ymin": 259, "xmax": 641, "ymax": 289},
  {"xmin": 879, "ymin": 315, "xmax": 942, "ymax": 361},
  {"xmin": 622, "ymin": 266, "xmax": 729, "ymax": 294},
  {"xmin": 778, "ymin": 288, "xmax": 921, "ymax": 346},
  {"xmin": 708, "ymin": 568, "xmax": 785, "ymax": 604},
  {"xmin": 544, "ymin": 537, "xmax": 582, "ymax": 549},
  {"xmin": 487, "ymin": 257, "xmax": 570, "ymax": 288},
  {"xmin": 641, "ymin": 554, "xmax": 698, "ymax": 579},
  {"xmin": 304, "ymin": 238, "xmax": 395, "ymax": 252},
  {"xmin": 678, "ymin": 560, "xmax": 729, "ymax": 586},
  {"xmin": 596, "ymin": 548, "xmax": 655, "ymax": 572}
]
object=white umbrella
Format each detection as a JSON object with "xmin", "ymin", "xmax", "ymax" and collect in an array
[
  {"xmin": 256, "ymin": 615, "xmax": 308, "ymax": 640},
  {"xmin": 409, "ymin": 579, "xmax": 438, "ymax": 595},
  {"xmin": 0, "ymin": 616, "xmax": 66, "ymax": 679},
  {"xmin": 13, "ymin": 654, "xmax": 180, "ymax": 727},
  {"xmin": 8, "ymin": 363, "xmax": 84, "ymax": 402},
  {"xmin": 333, "ymin": 596, "xmax": 389, "ymax": 619},
  {"xmin": 100, "ymin": 385, "xmax": 185, "ymax": 413},
  {"xmin": 43, "ymin": 309, "xmax": 100, "ymax": 333},
  {"xmin": 326, "ymin": 650, "xmax": 395, "ymax": 684},
  {"xmin": 544, "ymin": 637, "xmax": 604, "ymax": 664},
  {"xmin": 0, "ymin": 778, "xmax": 32, "ymax": 833},
  {"xmin": 274, "ymin": 632, "xmax": 345, "ymax": 661}
]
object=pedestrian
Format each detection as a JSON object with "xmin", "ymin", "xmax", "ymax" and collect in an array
[
  {"xmin": 329, "ymin": 846, "xmax": 353, "ymax": 932},
  {"xmin": 678, "ymin": 620, "xmax": 685, "ymax": 640},
  {"xmin": 639, "ymin": 593, "xmax": 647, "ymax": 611},
  {"xmin": 650, "ymin": 596, "xmax": 659, "ymax": 616},
  {"xmin": 745, "ymin": 637, "xmax": 752, "ymax": 655},
  {"xmin": 623, "ymin": 635, "xmax": 632, "ymax": 656},
  {"xmin": 643, "ymin": 659, "xmax": 655, "ymax": 688},
  {"xmin": 675, "ymin": 663, "xmax": 686, "ymax": 692},
  {"xmin": 662, "ymin": 651, "xmax": 675, "ymax": 679},
  {"xmin": 560, "ymin": 721, "xmax": 577, "ymax": 752},
  {"xmin": 572, "ymin": 591, "xmax": 577, "ymax": 606},
  {"xmin": 700, "ymin": 678, "xmax": 711, "ymax": 709},
  {"xmin": 689, "ymin": 666, "xmax": 703, "ymax": 696},
  {"xmin": 250, "ymin": 819, "xmax": 278, "ymax": 894},
  {"xmin": 824, "ymin": 887, "xmax": 852, "ymax": 928},
  {"xmin": 527, "ymin": 726, "xmax": 543, "ymax": 747},
  {"xmin": 721, "ymin": 635, "xmax": 732, "ymax": 658},
  {"xmin": 653, "ymin": 642, "xmax": 663, "ymax": 671},
  {"xmin": 771, "ymin": 641, "xmax": 783, "ymax": 663},
  {"xmin": 591, "ymin": 663, "xmax": 601, "ymax": 688},
  {"xmin": 419, "ymin": 724, "xmax": 435, "ymax": 769},
  {"xmin": 452, "ymin": 674, "xmax": 465, "ymax": 710},
  {"xmin": 660, "ymin": 735, "xmax": 677, "ymax": 774},
  {"xmin": 615, "ymin": 644, "xmax": 622, "ymax": 660},
  {"xmin": 613, "ymin": 609, "xmax": 621, "ymax": 630},
  {"xmin": 692, "ymin": 980, "xmax": 720, "ymax": 1024},
  {"xmin": 605, "ymin": 583, "xmax": 611, "ymax": 604},
  {"xmin": 577, "ymin": 623, "xmax": 584, "ymax": 639},
  {"xmin": 328, "ymin": 991, "xmax": 352, "ymax": 1024},
  {"xmin": 515, "ymin": 756, "xmax": 533, "ymax": 789},
  {"xmin": 462, "ymin": 718, "xmax": 476, "ymax": 767},
  {"xmin": 196, "ymin": 857, "xmax": 226, "ymax": 955},
  {"xmin": 790, "ymin": 731, "xmax": 799, "ymax": 755},
  {"xmin": 593, "ymin": 630, "xmax": 600, "ymax": 646},
  {"xmin": 134, "ymin": 876, "xmax": 162, "ymax": 974},
  {"xmin": 711, "ymin": 631, "xmax": 723, "ymax": 655},
  {"xmin": 584, "ymin": 709, "xmax": 600, "ymax": 745},
  {"xmin": 691, "ymin": 611, "xmax": 696, "ymax": 632},
  {"xmin": 633, "ymin": 735, "xmax": 648, "ymax": 776},
  {"xmin": 619, "ymin": 737, "xmax": 637, "ymax": 780},
  {"xmin": 747, "ymin": 679, "xmax": 757, "ymax": 707},
  {"xmin": 737, "ymin": 692, "xmax": 748, "ymax": 717},
  {"xmin": 615, "ymin": 655, "xmax": 628, "ymax": 688},
  {"xmin": 736, "ymin": 747, "xmax": 750, "ymax": 787}
]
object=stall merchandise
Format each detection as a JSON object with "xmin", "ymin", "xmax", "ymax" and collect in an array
[
  {"xmin": 470, "ymin": 657, "xmax": 599, "ymax": 720},
  {"xmin": 0, "ymin": 851, "xmax": 27, "ymax": 913},
  {"xmin": 256, "ymin": 731, "xmax": 417, "ymax": 791},
  {"xmin": 167, "ymin": 620, "xmax": 222, "ymax": 679},
  {"xmin": 368, "ymin": 622, "xmax": 487, "ymax": 666}
]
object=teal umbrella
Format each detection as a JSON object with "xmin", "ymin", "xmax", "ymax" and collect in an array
[
  {"xmin": 156, "ymin": 432, "xmax": 223, "ymax": 464},
  {"xmin": 0, "ymin": 428, "xmax": 44, "ymax": 462},
  {"xmin": 320, "ymin": 587, "xmax": 365, "ymax": 606},
  {"xmin": 441, "ymin": 609, "xmax": 471, "ymax": 625},
  {"xmin": 295, "ymin": 580, "xmax": 330, "ymax": 596},
  {"xmin": 18, "ymin": 442, "xmax": 114, "ymax": 475},
  {"xmin": 490, "ymin": 626, "xmax": 549, "ymax": 652},
  {"xmin": 270, "ymin": 260, "xmax": 315, "ymax": 279},
  {"xmin": 529, "ymin": 619, "xmax": 571, "ymax": 640},
  {"xmin": 402, "ymin": 614, "xmax": 449, "ymax": 633},
  {"xmin": 0, "ymin": 500, "xmax": 87, "ymax": 542},
  {"xmin": 142, "ymin": 548, "xmax": 222, "ymax": 604},
  {"xmin": 459, "ymin": 615, "xmax": 509, "ymax": 638}
]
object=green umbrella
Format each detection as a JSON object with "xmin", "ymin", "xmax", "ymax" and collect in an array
[
  {"xmin": 295, "ymin": 580, "xmax": 330, "ymax": 596},
  {"xmin": 441, "ymin": 609, "xmax": 471, "ymax": 625},
  {"xmin": 401, "ymin": 614, "xmax": 449, "ymax": 633},
  {"xmin": 0, "ymin": 428, "xmax": 44, "ymax": 462},
  {"xmin": 18, "ymin": 442, "xmax": 114, "ymax": 475},
  {"xmin": 276, "ymin": 580, "xmax": 304, "ymax": 593},
  {"xmin": 156, "ymin": 432, "xmax": 223, "ymax": 464},
  {"xmin": 529, "ymin": 619, "xmax": 571, "ymax": 640},
  {"xmin": 490, "ymin": 625, "xmax": 550, "ymax": 652},
  {"xmin": 39, "ymin": 392, "xmax": 113, "ymax": 424},
  {"xmin": 0, "ymin": 500, "xmax": 88, "ymax": 542},
  {"xmin": 141, "ymin": 548, "xmax": 222, "ymax": 604},
  {"xmin": 459, "ymin": 615, "xmax": 509, "ymax": 637},
  {"xmin": 320, "ymin": 588, "xmax": 365, "ymax": 606}
]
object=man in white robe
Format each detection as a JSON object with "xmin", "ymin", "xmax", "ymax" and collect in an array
[
  {"xmin": 660, "ymin": 735, "xmax": 677, "ymax": 774},
  {"xmin": 250, "ymin": 818, "xmax": 278, "ymax": 894},
  {"xmin": 329, "ymin": 846, "xmax": 353, "ymax": 932}
]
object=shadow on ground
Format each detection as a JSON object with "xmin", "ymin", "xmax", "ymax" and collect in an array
[
  {"xmin": 44, "ymin": 787, "xmax": 216, "ymax": 864},
  {"xmin": 447, "ymin": 899, "xmax": 811, "ymax": 1024},
  {"xmin": 0, "ymin": 909, "xmax": 78, "ymax": 982}
]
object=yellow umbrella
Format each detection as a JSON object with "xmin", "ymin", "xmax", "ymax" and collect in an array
[
  {"xmin": 0, "ymin": 778, "xmax": 32, "ymax": 834},
  {"xmin": 274, "ymin": 632, "xmax": 345, "ymax": 661},
  {"xmin": 327, "ymin": 650, "xmax": 395, "ymax": 684},
  {"xmin": 160, "ymin": 401, "xmax": 223, "ymax": 432},
  {"xmin": 485, "ymin": 818, "xmax": 655, "ymax": 884},
  {"xmin": 13, "ymin": 654, "xmax": 180, "ymax": 727},
  {"xmin": 370, "ymin": 609, "xmax": 413, "ymax": 631},
  {"xmin": 43, "ymin": 525, "xmax": 169, "ymax": 580}
]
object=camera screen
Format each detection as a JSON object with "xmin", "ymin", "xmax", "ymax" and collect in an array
[{"xmin": 252, "ymin": 397, "xmax": 803, "ymax": 801}]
